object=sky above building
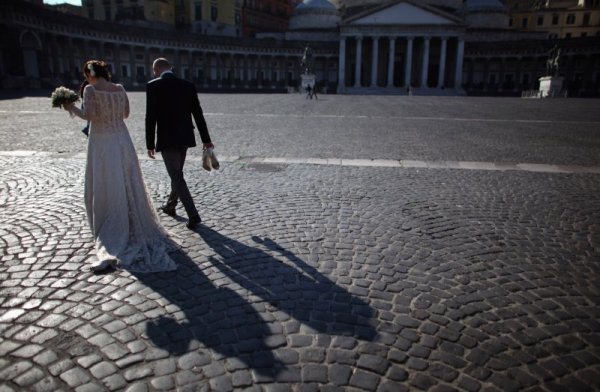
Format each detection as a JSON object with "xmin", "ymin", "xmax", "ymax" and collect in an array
[{"xmin": 44, "ymin": 0, "xmax": 82, "ymax": 5}]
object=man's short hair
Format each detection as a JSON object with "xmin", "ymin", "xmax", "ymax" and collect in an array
[{"xmin": 153, "ymin": 58, "xmax": 171, "ymax": 70}]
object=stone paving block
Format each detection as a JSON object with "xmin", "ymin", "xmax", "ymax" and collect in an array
[
  {"xmin": 150, "ymin": 375, "xmax": 175, "ymax": 390},
  {"xmin": 30, "ymin": 376, "xmax": 61, "ymax": 392},
  {"xmin": 1, "ymin": 98, "xmax": 600, "ymax": 392},
  {"xmin": 329, "ymin": 364, "xmax": 352, "ymax": 386},
  {"xmin": 301, "ymin": 364, "xmax": 328, "ymax": 383},
  {"xmin": 175, "ymin": 369, "xmax": 205, "ymax": 386},
  {"xmin": 59, "ymin": 367, "xmax": 91, "ymax": 388},
  {"xmin": 100, "ymin": 343, "xmax": 129, "ymax": 361},
  {"xmin": 89, "ymin": 361, "xmax": 118, "ymax": 379},
  {"xmin": 357, "ymin": 354, "xmax": 390, "ymax": 375},
  {"xmin": 74, "ymin": 382, "xmax": 106, "ymax": 392},
  {"xmin": 231, "ymin": 369, "xmax": 253, "ymax": 388},
  {"xmin": 13, "ymin": 367, "xmax": 45, "ymax": 387},
  {"xmin": 264, "ymin": 384, "xmax": 294, "ymax": 392},
  {"xmin": 349, "ymin": 369, "xmax": 381, "ymax": 390},
  {"xmin": 123, "ymin": 366, "xmax": 153, "ymax": 382},
  {"xmin": 75, "ymin": 354, "xmax": 102, "ymax": 369}
]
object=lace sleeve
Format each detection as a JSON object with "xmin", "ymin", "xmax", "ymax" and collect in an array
[{"xmin": 69, "ymin": 85, "xmax": 95, "ymax": 121}]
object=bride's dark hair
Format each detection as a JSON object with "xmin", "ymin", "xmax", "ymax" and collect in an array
[{"xmin": 83, "ymin": 60, "xmax": 111, "ymax": 81}]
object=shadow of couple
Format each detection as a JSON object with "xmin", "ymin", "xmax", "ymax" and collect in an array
[{"xmin": 133, "ymin": 224, "xmax": 378, "ymax": 377}]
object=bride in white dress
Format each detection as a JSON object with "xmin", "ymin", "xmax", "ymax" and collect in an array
[{"xmin": 65, "ymin": 60, "xmax": 178, "ymax": 273}]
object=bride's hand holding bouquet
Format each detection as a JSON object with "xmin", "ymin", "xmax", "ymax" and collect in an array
[{"xmin": 50, "ymin": 86, "xmax": 79, "ymax": 110}]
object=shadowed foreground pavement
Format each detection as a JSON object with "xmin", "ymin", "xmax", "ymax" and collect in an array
[{"xmin": 0, "ymin": 94, "xmax": 599, "ymax": 391}]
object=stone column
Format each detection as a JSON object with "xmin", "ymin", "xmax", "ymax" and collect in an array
[
  {"xmin": 387, "ymin": 37, "xmax": 396, "ymax": 88},
  {"xmin": 240, "ymin": 53, "xmax": 246, "ymax": 87},
  {"xmin": 483, "ymin": 57, "xmax": 490, "ymax": 92},
  {"xmin": 249, "ymin": 55, "xmax": 255, "ymax": 85},
  {"xmin": 498, "ymin": 57, "xmax": 506, "ymax": 92},
  {"xmin": 98, "ymin": 40, "xmax": 105, "ymax": 61},
  {"xmin": 173, "ymin": 50, "xmax": 181, "ymax": 77},
  {"xmin": 114, "ymin": 43, "xmax": 121, "ymax": 81},
  {"xmin": 50, "ymin": 35, "xmax": 60, "ymax": 77},
  {"xmin": 40, "ymin": 33, "xmax": 53, "ymax": 78},
  {"xmin": 583, "ymin": 54, "xmax": 593, "ymax": 92},
  {"xmin": 203, "ymin": 52, "xmax": 209, "ymax": 87},
  {"xmin": 455, "ymin": 38, "xmax": 465, "ymax": 88},
  {"xmin": 144, "ymin": 47, "xmax": 150, "ymax": 82},
  {"xmin": 189, "ymin": 51, "xmax": 194, "ymax": 82},
  {"xmin": 514, "ymin": 57, "xmax": 522, "ymax": 92},
  {"xmin": 421, "ymin": 37, "xmax": 430, "ymax": 87},
  {"xmin": 371, "ymin": 36, "xmax": 379, "ymax": 87},
  {"xmin": 268, "ymin": 55, "xmax": 274, "ymax": 87},
  {"xmin": 83, "ymin": 39, "xmax": 90, "ymax": 62},
  {"xmin": 66, "ymin": 37, "xmax": 75, "ymax": 80},
  {"xmin": 129, "ymin": 45, "xmax": 136, "ymax": 83},
  {"xmin": 438, "ymin": 37, "xmax": 447, "ymax": 88},
  {"xmin": 280, "ymin": 55, "xmax": 286, "ymax": 87},
  {"xmin": 466, "ymin": 57, "xmax": 474, "ymax": 86},
  {"xmin": 256, "ymin": 55, "xmax": 262, "ymax": 87},
  {"xmin": 404, "ymin": 37, "xmax": 413, "ymax": 88},
  {"xmin": 566, "ymin": 54, "xmax": 574, "ymax": 91},
  {"xmin": 338, "ymin": 37, "xmax": 346, "ymax": 91},
  {"xmin": 216, "ymin": 53, "xmax": 222, "ymax": 88},
  {"xmin": 243, "ymin": 54, "xmax": 249, "ymax": 87},
  {"xmin": 230, "ymin": 53, "xmax": 235, "ymax": 87},
  {"xmin": 354, "ymin": 36, "xmax": 363, "ymax": 88}
]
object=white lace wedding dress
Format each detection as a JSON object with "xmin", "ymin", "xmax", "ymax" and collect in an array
[{"xmin": 71, "ymin": 84, "xmax": 178, "ymax": 272}]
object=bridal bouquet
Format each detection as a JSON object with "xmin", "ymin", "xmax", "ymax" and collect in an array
[{"xmin": 51, "ymin": 86, "xmax": 80, "ymax": 108}]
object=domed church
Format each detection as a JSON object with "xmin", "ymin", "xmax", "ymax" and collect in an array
[
  {"xmin": 1, "ymin": 0, "xmax": 598, "ymax": 96},
  {"xmin": 276, "ymin": 0, "xmax": 577, "ymax": 96}
]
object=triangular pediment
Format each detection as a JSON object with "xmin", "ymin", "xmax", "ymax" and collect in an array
[{"xmin": 345, "ymin": 1, "xmax": 461, "ymax": 26}]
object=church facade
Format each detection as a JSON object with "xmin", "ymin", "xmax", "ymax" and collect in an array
[
  {"xmin": 336, "ymin": 2, "xmax": 467, "ymax": 94},
  {"xmin": 1, "ymin": 0, "xmax": 599, "ymax": 96}
]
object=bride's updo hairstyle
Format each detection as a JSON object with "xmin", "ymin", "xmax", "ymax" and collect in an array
[{"xmin": 83, "ymin": 60, "xmax": 111, "ymax": 81}]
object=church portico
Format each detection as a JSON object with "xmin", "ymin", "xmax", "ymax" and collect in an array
[
  {"xmin": 337, "ymin": 1, "xmax": 466, "ymax": 95},
  {"xmin": 338, "ymin": 33, "xmax": 465, "ymax": 94}
]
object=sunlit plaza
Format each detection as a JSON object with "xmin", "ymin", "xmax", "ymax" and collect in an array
[{"xmin": 0, "ymin": 92, "xmax": 599, "ymax": 391}]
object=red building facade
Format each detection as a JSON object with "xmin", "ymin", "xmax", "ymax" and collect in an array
[{"xmin": 242, "ymin": 0, "xmax": 302, "ymax": 38}]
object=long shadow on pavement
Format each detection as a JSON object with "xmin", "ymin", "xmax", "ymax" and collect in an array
[
  {"xmin": 133, "ymin": 248, "xmax": 283, "ymax": 376},
  {"xmin": 135, "ymin": 225, "xmax": 377, "ymax": 378},
  {"xmin": 196, "ymin": 225, "xmax": 378, "ymax": 341}
]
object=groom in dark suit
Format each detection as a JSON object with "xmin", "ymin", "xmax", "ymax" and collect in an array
[{"xmin": 145, "ymin": 58, "xmax": 213, "ymax": 229}]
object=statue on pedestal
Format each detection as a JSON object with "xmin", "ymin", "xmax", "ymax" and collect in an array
[
  {"xmin": 299, "ymin": 45, "xmax": 317, "ymax": 95},
  {"xmin": 300, "ymin": 45, "xmax": 314, "ymax": 75},
  {"xmin": 538, "ymin": 44, "xmax": 564, "ymax": 98},
  {"xmin": 545, "ymin": 45, "xmax": 561, "ymax": 77}
]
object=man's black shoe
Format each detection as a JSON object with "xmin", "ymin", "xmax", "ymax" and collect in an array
[
  {"xmin": 158, "ymin": 206, "xmax": 176, "ymax": 216},
  {"xmin": 187, "ymin": 215, "xmax": 201, "ymax": 229}
]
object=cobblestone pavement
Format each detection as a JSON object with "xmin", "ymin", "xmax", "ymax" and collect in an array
[
  {"xmin": 1, "ymin": 94, "xmax": 600, "ymax": 391},
  {"xmin": 1, "ymin": 93, "xmax": 600, "ymax": 166}
]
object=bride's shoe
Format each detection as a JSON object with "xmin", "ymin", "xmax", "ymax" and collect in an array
[{"xmin": 89, "ymin": 259, "xmax": 116, "ymax": 272}]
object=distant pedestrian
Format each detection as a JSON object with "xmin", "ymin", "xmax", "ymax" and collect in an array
[
  {"xmin": 305, "ymin": 84, "xmax": 312, "ymax": 99},
  {"xmin": 311, "ymin": 83, "xmax": 318, "ymax": 100}
]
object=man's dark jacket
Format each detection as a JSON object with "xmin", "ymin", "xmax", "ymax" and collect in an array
[{"xmin": 145, "ymin": 72, "xmax": 211, "ymax": 151}]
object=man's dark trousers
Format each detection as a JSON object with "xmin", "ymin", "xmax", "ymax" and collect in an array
[{"xmin": 161, "ymin": 147, "xmax": 199, "ymax": 219}]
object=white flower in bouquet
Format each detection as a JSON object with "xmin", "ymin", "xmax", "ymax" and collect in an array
[{"xmin": 51, "ymin": 86, "xmax": 80, "ymax": 108}]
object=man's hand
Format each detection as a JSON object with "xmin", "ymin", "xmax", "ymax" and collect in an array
[
  {"xmin": 203, "ymin": 143, "xmax": 214, "ymax": 150},
  {"xmin": 147, "ymin": 149, "xmax": 155, "ymax": 159}
]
